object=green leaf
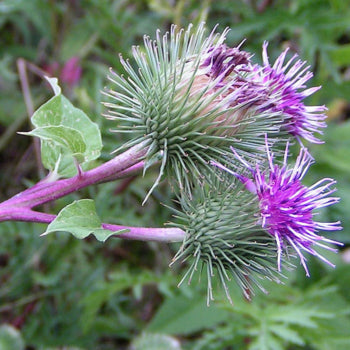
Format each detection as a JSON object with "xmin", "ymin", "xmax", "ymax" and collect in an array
[
  {"xmin": 21, "ymin": 77, "xmax": 102, "ymax": 177},
  {"xmin": 269, "ymin": 306, "xmax": 332, "ymax": 329},
  {"xmin": 80, "ymin": 270, "xmax": 161, "ymax": 332},
  {"xmin": 42, "ymin": 199, "xmax": 127, "ymax": 242},
  {"xmin": 0, "ymin": 325, "xmax": 25, "ymax": 350},
  {"xmin": 330, "ymin": 44, "xmax": 350, "ymax": 66},
  {"xmin": 296, "ymin": 284, "xmax": 350, "ymax": 350},
  {"xmin": 60, "ymin": 18, "xmax": 98, "ymax": 60},
  {"xmin": 311, "ymin": 121, "xmax": 350, "ymax": 174},
  {"xmin": 147, "ymin": 294, "xmax": 230, "ymax": 335},
  {"xmin": 270, "ymin": 324, "xmax": 304, "ymax": 345},
  {"xmin": 316, "ymin": 337, "xmax": 350, "ymax": 350},
  {"xmin": 25, "ymin": 126, "xmax": 86, "ymax": 162},
  {"xmin": 249, "ymin": 332, "xmax": 282, "ymax": 350},
  {"xmin": 131, "ymin": 333, "xmax": 182, "ymax": 350}
]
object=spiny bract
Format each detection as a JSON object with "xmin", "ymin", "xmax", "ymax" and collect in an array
[{"xmin": 104, "ymin": 23, "xmax": 288, "ymax": 197}]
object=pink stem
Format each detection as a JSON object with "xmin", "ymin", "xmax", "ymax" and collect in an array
[
  {"xmin": 0, "ymin": 141, "xmax": 182, "ymax": 243},
  {"xmin": 0, "ymin": 142, "xmax": 148, "ymax": 211},
  {"xmin": 0, "ymin": 209, "xmax": 185, "ymax": 242}
]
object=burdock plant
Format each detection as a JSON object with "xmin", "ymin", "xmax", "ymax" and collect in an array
[{"xmin": 0, "ymin": 23, "xmax": 342, "ymax": 302}]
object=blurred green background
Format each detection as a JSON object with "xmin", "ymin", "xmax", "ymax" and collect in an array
[{"xmin": 0, "ymin": 0, "xmax": 349, "ymax": 349}]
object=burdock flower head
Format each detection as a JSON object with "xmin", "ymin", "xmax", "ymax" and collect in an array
[
  {"xmin": 101, "ymin": 23, "xmax": 341, "ymax": 301},
  {"xmin": 246, "ymin": 42, "xmax": 328, "ymax": 143},
  {"xmin": 104, "ymin": 24, "xmax": 290, "ymax": 196},
  {"xmin": 212, "ymin": 140, "xmax": 342, "ymax": 276},
  {"xmin": 170, "ymin": 176, "xmax": 284, "ymax": 304}
]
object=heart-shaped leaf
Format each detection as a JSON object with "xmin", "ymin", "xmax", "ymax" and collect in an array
[
  {"xmin": 22, "ymin": 77, "xmax": 102, "ymax": 177},
  {"xmin": 42, "ymin": 199, "xmax": 127, "ymax": 242}
]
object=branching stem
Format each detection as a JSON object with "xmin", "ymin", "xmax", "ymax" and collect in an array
[
  {"xmin": 0, "ymin": 142, "xmax": 147, "ymax": 210},
  {"xmin": 0, "ymin": 142, "xmax": 184, "ymax": 242}
]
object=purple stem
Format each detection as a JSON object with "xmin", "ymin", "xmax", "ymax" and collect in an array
[
  {"xmin": 102, "ymin": 224, "xmax": 185, "ymax": 242},
  {"xmin": 0, "ymin": 142, "xmax": 148, "ymax": 210},
  {"xmin": 0, "ymin": 141, "xmax": 184, "ymax": 243},
  {"xmin": 102, "ymin": 160, "xmax": 145, "ymax": 183},
  {"xmin": 0, "ymin": 208, "xmax": 185, "ymax": 242}
]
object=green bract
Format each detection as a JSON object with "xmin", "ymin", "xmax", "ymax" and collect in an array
[
  {"xmin": 104, "ymin": 23, "xmax": 286, "ymax": 197},
  {"xmin": 170, "ymin": 176, "xmax": 283, "ymax": 304}
]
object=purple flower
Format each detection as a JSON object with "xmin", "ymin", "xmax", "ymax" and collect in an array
[
  {"xmin": 211, "ymin": 140, "xmax": 342, "ymax": 275},
  {"xmin": 199, "ymin": 43, "xmax": 265, "ymax": 107},
  {"xmin": 198, "ymin": 42, "xmax": 327, "ymax": 144},
  {"xmin": 61, "ymin": 57, "xmax": 82, "ymax": 87},
  {"xmin": 248, "ymin": 42, "xmax": 327, "ymax": 143},
  {"xmin": 201, "ymin": 43, "xmax": 251, "ymax": 82}
]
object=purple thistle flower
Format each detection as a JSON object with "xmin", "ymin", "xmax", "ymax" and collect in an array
[
  {"xmin": 199, "ymin": 43, "xmax": 265, "ymax": 107},
  {"xmin": 211, "ymin": 140, "xmax": 342, "ymax": 276},
  {"xmin": 198, "ymin": 41, "xmax": 327, "ymax": 145},
  {"xmin": 61, "ymin": 56, "xmax": 82, "ymax": 87},
  {"xmin": 248, "ymin": 42, "xmax": 327, "ymax": 143},
  {"xmin": 201, "ymin": 43, "xmax": 251, "ymax": 82}
]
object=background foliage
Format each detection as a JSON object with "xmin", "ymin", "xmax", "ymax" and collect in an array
[{"xmin": 0, "ymin": 0, "xmax": 349, "ymax": 349}]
